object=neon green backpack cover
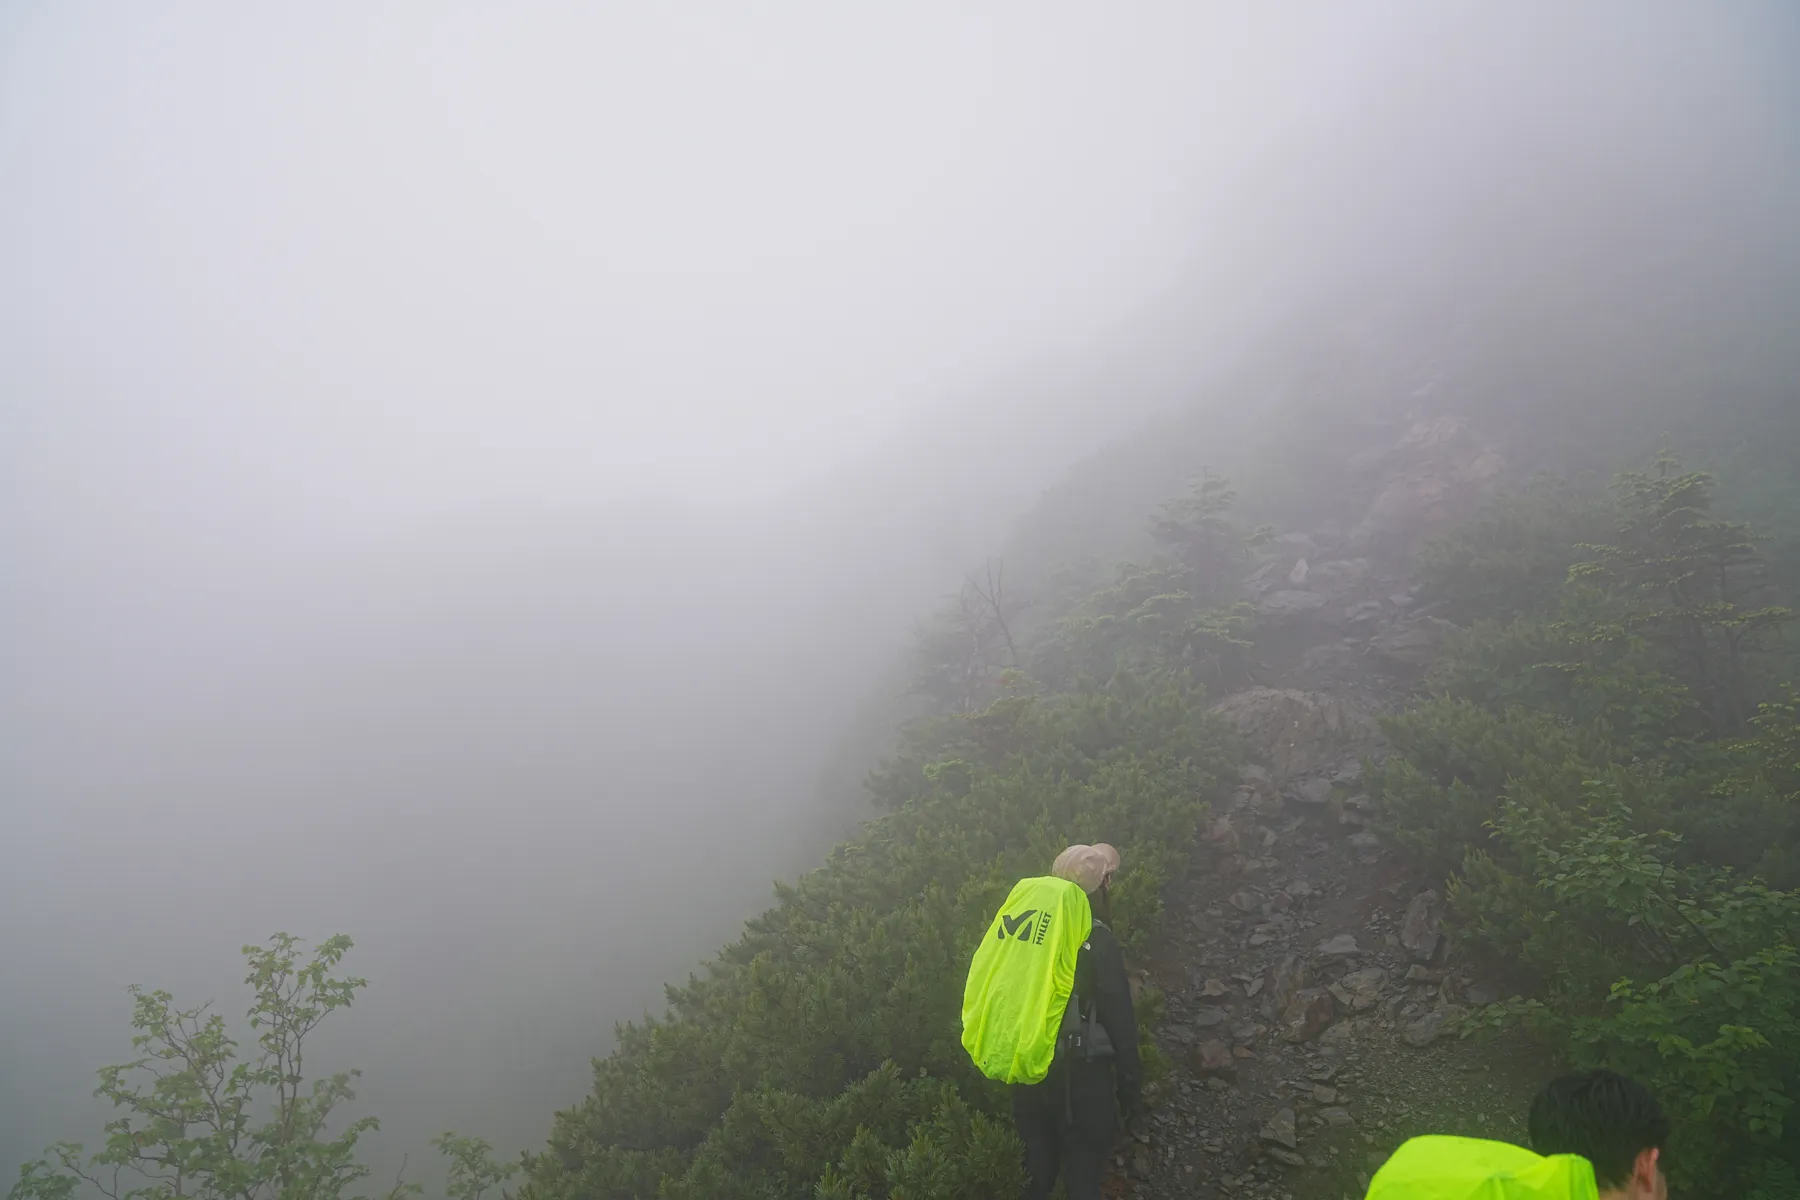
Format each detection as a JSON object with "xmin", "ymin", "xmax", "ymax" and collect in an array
[
  {"xmin": 961, "ymin": 876, "xmax": 1093, "ymax": 1084},
  {"xmin": 1366, "ymin": 1136, "xmax": 1599, "ymax": 1200}
]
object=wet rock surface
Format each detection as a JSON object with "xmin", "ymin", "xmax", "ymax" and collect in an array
[
  {"xmin": 1113, "ymin": 787, "xmax": 1553, "ymax": 1200},
  {"xmin": 1104, "ymin": 473, "xmax": 1560, "ymax": 1200},
  {"xmin": 1279, "ymin": 990, "xmax": 1337, "ymax": 1044},
  {"xmin": 1400, "ymin": 890, "xmax": 1445, "ymax": 963},
  {"xmin": 1209, "ymin": 689, "xmax": 1377, "ymax": 783},
  {"xmin": 1347, "ymin": 415, "xmax": 1505, "ymax": 557},
  {"xmin": 1370, "ymin": 616, "xmax": 1461, "ymax": 670}
]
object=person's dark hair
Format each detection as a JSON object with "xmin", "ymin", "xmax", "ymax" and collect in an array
[
  {"xmin": 1528, "ymin": 1070, "xmax": 1669, "ymax": 1189},
  {"xmin": 1091, "ymin": 881, "xmax": 1113, "ymax": 925}
]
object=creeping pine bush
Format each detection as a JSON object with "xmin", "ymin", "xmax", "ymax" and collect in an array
[
  {"xmin": 528, "ymin": 478, "xmax": 1276, "ymax": 1199},
  {"xmin": 527, "ymin": 676, "xmax": 1234, "ymax": 1200},
  {"xmin": 1374, "ymin": 455, "xmax": 1800, "ymax": 1199}
]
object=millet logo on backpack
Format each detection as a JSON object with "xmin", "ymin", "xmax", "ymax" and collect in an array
[{"xmin": 997, "ymin": 909, "xmax": 1054, "ymax": 945}]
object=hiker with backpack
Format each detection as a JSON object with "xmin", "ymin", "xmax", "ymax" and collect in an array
[
  {"xmin": 1366, "ymin": 1069, "xmax": 1669, "ymax": 1200},
  {"xmin": 962, "ymin": 843, "xmax": 1141, "ymax": 1200}
]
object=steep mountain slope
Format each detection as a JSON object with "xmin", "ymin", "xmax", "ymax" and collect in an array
[
  {"xmin": 522, "ymin": 232, "xmax": 1800, "ymax": 1191},
  {"xmin": 1113, "ymin": 430, "xmax": 1800, "ymax": 1199},
  {"xmin": 1094, "ymin": 454, "xmax": 1554, "ymax": 1198}
]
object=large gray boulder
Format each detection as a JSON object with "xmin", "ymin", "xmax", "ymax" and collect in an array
[
  {"xmin": 1307, "ymin": 558, "xmax": 1374, "ymax": 596},
  {"xmin": 1260, "ymin": 589, "xmax": 1329, "ymax": 620},
  {"xmin": 1192, "ymin": 1039, "xmax": 1236, "ymax": 1077},
  {"xmin": 1401, "ymin": 890, "xmax": 1445, "ymax": 962},
  {"xmin": 1403, "ymin": 1005, "xmax": 1466, "ymax": 1047},
  {"xmin": 1266, "ymin": 953, "xmax": 1310, "ymax": 1012},
  {"xmin": 1371, "ymin": 616, "xmax": 1461, "ymax": 670},
  {"xmin": 1287, "ymin": 777, "xmax": 1335, "ymax": 806},
  {"xmin": 1337, "ymin": 967, "xmax": 1390, "ymax": 1010},
  {"xmin": 1349, "ymin": 416, "xmax": 1505, "ymax": 557},
  {"xmin": 1210, "ymin": 688, "xmax": 1377, "ymax": 782},
  {"xmin": 1261, "ymin": 1107, "xmax": 1299, "ymax": 1150},
  {"xmin": 1280, "ymin": 990, "xmax": 1337, "ymax": 1042}
]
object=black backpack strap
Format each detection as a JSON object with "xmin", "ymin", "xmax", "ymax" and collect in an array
[{"xmin": 1055, "ymin": 937, "xmax": 1116, "ymax": 1064}]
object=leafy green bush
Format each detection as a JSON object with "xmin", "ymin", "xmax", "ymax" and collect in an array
[
  {"xmin": 525, "ymin": 480, "xmax": 1270, "ymax": 1198},
  {"xmin": 1454, "ymin": 796, "xmax": 1800, "ymax": 1194},
  {"xmin": 1383, "ymin": 454, "xmax": 1800, "ymax": 1198},
  {"xmin": 1370, "ymin": 699, "xmax": 1598, "ymax": 875},
  {"xmin": 1034, "ymin": 474, "xmax": 1268, "ymax": 695},
  {"xmin": 1427, "ymin": 591, "xmax": 1701, "ymax": 757},
  {"xmin": 527, "ymin": 673, "xmax": 1233, "ymax": 1199},
  {"xmin": 1571, "ymin": 454, "xmax": 1794, "ymax": 734},
  {"xmin": 1036, "ymin": 562, "xmax": 1258, "ymax": 691},
  {"xmin": 1413, "ymin": 475, "xmax": 1612, "ymax": 623},
  {"xmin": 7, "ymin": 935, "xmax": 509, "ymax": 1200}
]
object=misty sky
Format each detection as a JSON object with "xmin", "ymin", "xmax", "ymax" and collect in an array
[
  {"xmin": 5, "ymin": 3, "xmax": 1795, "ymax": 543},
  {"xmin": 3, "ymin": 3, "xmax": 1357, "ymax": 538},
  {"xmin": 4, "ymin": 0, "xmax": 1799, "ymax": 1185}
]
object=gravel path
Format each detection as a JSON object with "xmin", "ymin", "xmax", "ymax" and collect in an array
[
  {"xmin": 1108, "ymin": 794, "xmax": 1556, "ymax": 1200},
  {"xmin": 1104, "ymin": 542, "xmax": 1563, "ymax": 1199}
]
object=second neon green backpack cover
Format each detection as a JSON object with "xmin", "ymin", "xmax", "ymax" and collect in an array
[
  {"xmin": 1366, "ymin": 1135, "xmax": 1599, "ymax": 1200},
  {"xmin": 961, "ymin": 875, "xmax": 1093, "ymax": 1084}
]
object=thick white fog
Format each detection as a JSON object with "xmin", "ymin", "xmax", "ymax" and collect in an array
[{"xmin": 4, "ymin": 0, "xmax": 1797, "ymax": 1185}]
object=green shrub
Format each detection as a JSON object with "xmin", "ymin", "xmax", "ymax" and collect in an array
[
  {"xmin": 1413, "ymin": 475, "xmax": 1613, "ymax": 623},
  {"xmin": 1370, "ymin": 699, "xmax": 1597, "ymax": 874},
  {"xmin": 1392, "ymin": 454, "xmax": 1800, "ymax": 1199},
  {"xmin": 524, "ymin": 480, "xmax": 1280, "ymax": 1198},
  {"xmin": 526, "ymin": 674, "xmax": 1233, "ymax": 1199}
]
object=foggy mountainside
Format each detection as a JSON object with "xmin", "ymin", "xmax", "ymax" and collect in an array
[{"xmin": 4, "ymin": 5, "xmax": 1800, "ymax": 1200}]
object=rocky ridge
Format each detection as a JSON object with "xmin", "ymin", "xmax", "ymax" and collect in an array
[{"xmin": 1103, "ymin": 418, "xmax": 1553, "ymax": 1199}]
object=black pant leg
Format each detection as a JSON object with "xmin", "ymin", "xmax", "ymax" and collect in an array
[
  {"xmin": 1060, "ymin": 1060, "xmax": 1120, "ymax": 1200},
  {"xmin": 1011, "ymin": 1082, "xmax": 1061, "ymax": 1200},
  {"xmin": 1059, "ymin": 1140, "xmax": 1107, "ymax": 1200}
]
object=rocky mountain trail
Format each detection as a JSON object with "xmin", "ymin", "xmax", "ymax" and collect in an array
[
  {"xmin": 1110, "ymin": 759, "xmax": 1553, "ymax": 1200},
  {"xmin": 1104, "ymin": 490, "xmax": 1556, "ymax": 1200},
  {"xmin": 1230, "ymin": 412, "xmax": 1502, "ymax": 695}
]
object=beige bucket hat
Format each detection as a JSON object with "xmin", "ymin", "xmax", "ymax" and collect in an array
[{"xmin": 1051, "ymin": 843, "xmax": 1121, "ymax": 894}]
